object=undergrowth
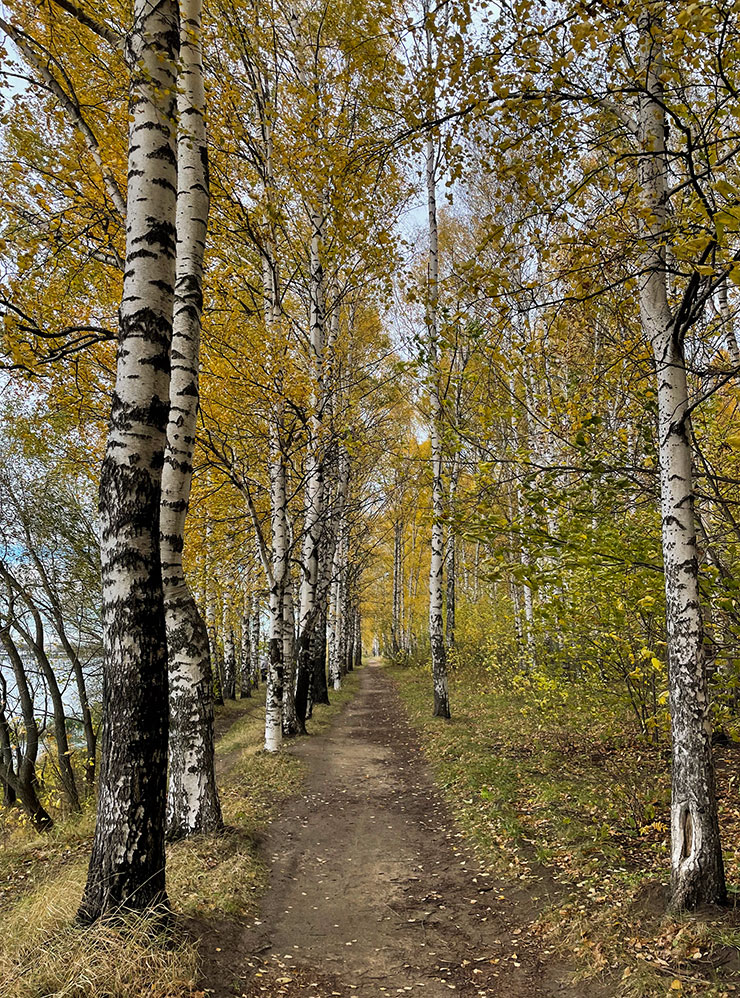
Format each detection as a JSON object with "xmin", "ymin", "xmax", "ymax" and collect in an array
[
  {"xmin": 0, "ymin": 671, "xmax": 360, "ymax": 998},
  {"xmin": 391, "ymin": 661, "xmax": 740, "ymax": 998}
]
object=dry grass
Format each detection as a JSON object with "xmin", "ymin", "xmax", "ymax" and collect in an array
[
  {"xmin": 0, "ymin": 875, "xmax": 197, "ymax": 998},
  {"xmin": 0, "ymin": 671, "xmax": 361, "ymax": 998}
]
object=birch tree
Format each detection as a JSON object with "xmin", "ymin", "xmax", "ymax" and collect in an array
[
  {"xmin": 163, "ymin": 0, "xmax": 222, "ymax": 841},
  {"xmin": 78, "ymin": 0, "xmax": 180, "ymax": 922},
  {"xmin": 634, "ymin": 6, "xmax": 725, "ymax": 910},
  {"xmin": 266, "ymin": 411, "xmax": 288, "ymax": 752},
  {"xmin": 423, "ymin": 1, "xmax": 450, "ymax": 719}
]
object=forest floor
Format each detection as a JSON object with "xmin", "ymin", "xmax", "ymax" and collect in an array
[
  {"xmin": 390, "ymin": 663, "xmax": 740, "ymax": 998},
  {"xmin": 3, "ymin": 660, "xmax": 739, "ymax": 998},
  {"xmin": 199, "ymin": 660, "xmax": 608, "ymax": 998}
]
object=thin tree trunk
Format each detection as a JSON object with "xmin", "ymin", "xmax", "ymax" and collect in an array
[
  {"xmin": 719, "ymin": 281, "xmax": 740, "ymax": 367},
  {"xmin": 78, "ymin": 0, "xmax": 179, "ymax": 921},
  {"xmin": 162, "ymin": 0, "xmax": 221, "ymax": 841},
  {"xmin": 25, "ymin": 544, "xmax": 97, "ymax": 785},
  {"xmin": 14, "ymin": 619, "xmax": 80, "ymax": 812},
  {"xmin": 345, "ymin": 600, "xmax": 355, "ymax": 672},
  {"xmin": 637, "ymin": 8, "xmax": 725, "ymax": 911},
  {"xmin": 425, "ymin": 121, "xmax": 450, "ymax": 719},
  {"xmin": 0, "ymin": 625, "xmax": 52, "ymax": 829},
  {"xmin": 327, "ymin": 446, "xmax": 349, "ymax": 689},
  {"xmin": 266, "ymin": 414, "xmax": 287, "ymax": 752},
  {"xmin": 353, "ymin": 609, "xmax": 362, "ymax": 670},
  {"xmin": 309, "ymin": 607, "xmax": 329, "ymax": 707},
  {"xmin": 392, "ymin": 516, "xmax": 403, "ymax": 656},
  {"xmin": 282, "ymin": 584, "xmax": 299, "ymax": 735},
  {"xmin": 206, "ymin": 577, "xmax": 224, "ymax": 706},
  {"xmin": 295, "ymin": 208, "xmax": 326, "ymax": 731},
  {"xmin": 0, "ymin": 674, "xmax": 16, "ymax": 806},
  {"xmin": 0, "ymin": 701, "xmax": 16, "ymax": 806},
  {"xmin": 241, "ymin": 598, "xmax": 252, "ymax": 698},
  {"xmin": 223, "ymin": 621, "xmax": 237, "ymax": 700},
  {"xmin": 250, "ymin": 593, "xmax": 261, "ymax": 690},
  {"xmin": 0, "ymin": 565, "xmax": 80, "ymax": 811},
  {"xmin": 445, "ymin": 459, "xmax": 459, "ymax": 651},
  {"xmin": 314, "ymin": 529, "xmax": 334, "ymax": 705}
]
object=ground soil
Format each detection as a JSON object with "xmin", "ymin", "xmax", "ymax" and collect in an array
[{"xmin": 198, "ymin": 662, "xmax": 612, "ymax": 998}]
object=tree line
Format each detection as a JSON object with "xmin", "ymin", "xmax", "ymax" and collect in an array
[{"xmin": 1, "ymin": 0, "xmax": 739, "ymax": 924}]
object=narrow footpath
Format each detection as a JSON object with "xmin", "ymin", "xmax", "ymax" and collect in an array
[{"xmin": 200, "ymin": 662, "xmax": 609, "ymax": 997}]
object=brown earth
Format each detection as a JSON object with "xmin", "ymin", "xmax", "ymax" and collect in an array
[{"xmin": 198, "ymin": 662, "xmax": 612, "ymax": 998}]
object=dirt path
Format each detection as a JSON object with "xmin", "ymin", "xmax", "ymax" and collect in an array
[{"xmin": 201, "ymin": 662, "xmax": 610, "ymax": 998}]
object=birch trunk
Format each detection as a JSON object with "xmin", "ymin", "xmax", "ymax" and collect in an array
[
  {"xmin": 206, "ymin": 577, "xmax": 224, "ymax": 706},
  {"xmin": 295, "ymin": 208, "xmax": 326, "ymax": 731},
  {"xmin": 282, "ymin": 584, "xmax": 299, "ymax": 735},
  {"xmin": 265, "ymin": 413, "xmax": 287, "ymax": 752},
  {"xmin": 637, "ymin": 9, "xmax": 725, "ymax": 910},
  {"xmin": 25, "ymin": 543, "xmax": 97, "ymax": 784},
  {"xmin": 328, "ymin": 544, "xmax": 343, "ymax": 689},
  {"xmin": 353, "ymin": 609, "xmax": 362, "ymax": 670},
  {"xmin": 345, "ymin": 599, "xmax": 355, "ymax": 672},
  {"xmin": 79, "ymin": 0, "xmax": 179, "ymax": 921},
  {"xmin": 250, "ymin": 593, "xmax": 261, "ymax": 689},
  {"xmin": 327, "ymin": 446, "xmax": 349, "ymax": 689},
  {"xmin": 310, "ymin": 605, "xmax": 330, "ymax": 706},
  {"xmin": 392, "ymin": 516, "xmax": 403, "ymax": 656},
  {"xmin": 13, "ymin": 617, "xmax": 80, "ymax": 811},
  {"xmin": 425, "ymin": 128, "xmax": 450, "ymax": 719},
  {"xmin": 0, "ymin": 681, "xmax": 16, "ymax": 806},
  {"xmin": 0, "ymin": 563, "xmax": 80, "ymax": 811},
  {"xmin": 718, "ymin": 281, "xmax": 740, "ymax": 368},
  {"xmin": 223, "ymin": 621, "xmax": 237, "ymax": 700},
  {"xmin": 445, "ymin": 459, "xmax": 459, "ymax": 651},
  {"xmin": 163, "ymin": 0, "xmax": 222, "ymax": 840},
  {"xmin": 240, "ymin": 600, "xmax": 252, "ymax": 698}
]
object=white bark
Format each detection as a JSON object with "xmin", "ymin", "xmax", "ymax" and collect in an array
[
  {"xmin": 445, "ymin": 458, "xmax": 459, "ymax": 650},
  {"xmin": 240, "ymin": 595, "xmax": 252, "ymax": 697},
  {"xmin": 163, "ymin": 0, "xmax": 222, "ymax": 839},
  {"xmin": 425, "ymin": 124, "xmax": 450, "ymax": 718},
  {"xmin": 636, "ymin": 9, "xmax": 725, "ymax": 910},
  {"xmin": 295, "ymin": 206, "xmax": 327, "ymax": 729},
  {"xmin": 79, "ymin": 0, "xmax": 179, "ymax": 921},
  {"xmin": 266, "ymin": 409, "xmax": 288, "ymax": 752},
  {"xmin": 327, "ymin": 446, "xmax": 350, "ymax": 690},
  {"xmin": 282, "ymin": 583, "xmax": 298, "ymax": 735},
  {"xmin": 223, "ymin": 614, "xmax": 236, "ymax": 700},
  {"xmin": 392, "ymin": 515, "xmax": 403, "ymax": 656},
  {"xmin": 718, "ymin": 281, "xmax": 740, "ymax": 368},
  {"xmin": 250, "ymin": 592, "xmax": 261, "ymax": 688}
]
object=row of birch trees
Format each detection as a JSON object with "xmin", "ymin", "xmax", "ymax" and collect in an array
[
  {"xmin": 0, "ymin": 0, "xmax": 420, "ymax": 923},
  {"xmin": 367, "ymin": 0, "xmax": 740, "ymax": 915},
  {"xmin": 3, "ymin": 0, "xmax": 740, "ymax": 924}
]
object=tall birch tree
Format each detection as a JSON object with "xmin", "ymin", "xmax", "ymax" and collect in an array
[
  {"xmin": 163, "ymin": 0, "xmax": 222, "ymax": 841},
  {"xmin": 423, "ymin": 1, "xmax": 450, "ymax": 719},
  {"xmin": 78, "ymin": 0, "xmax": 179, "ymax": 922},
  {"xmin": 634, "ymin": 5, "xmax": 725, "ymax": 910}
]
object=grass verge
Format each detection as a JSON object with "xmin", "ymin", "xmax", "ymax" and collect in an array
[
  {"xmin": 0, "ymin": 671, "xmax": 360, "ymax": 998},
  {"xmin": 390, "ymin": 661, "xmax": 740, "ymax": 998}
]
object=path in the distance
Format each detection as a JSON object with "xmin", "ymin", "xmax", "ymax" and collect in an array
[{"xmin": 202, "ymin": 662, "xmax": 609, "ymax": 998}]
